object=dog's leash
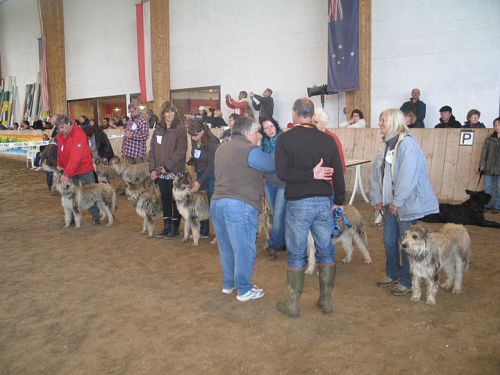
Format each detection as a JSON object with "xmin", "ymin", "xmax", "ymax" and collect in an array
[
  {"xmin": 475, "ymin": 169, "xmax": 484, "ymax": 192},
  {"xmin": 395, "ymin": 211, "xmax": 408, "ymax": 268},
  {"xmin": 331, "ymin": 207, "xmax": 351, "ymax": 238}
]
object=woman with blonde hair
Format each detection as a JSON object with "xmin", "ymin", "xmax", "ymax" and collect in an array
[{"xmin": 370, "ymin": 109, "xmax": 438, "ymax": 297}]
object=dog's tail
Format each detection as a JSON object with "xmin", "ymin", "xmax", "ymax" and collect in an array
[
  {"xmin": 111, "ymin": 188, "xmax": 117, "ymax": 211},
  {"xmin": 356, "ymin": 221, "xmax": 368, "ymax": 245}
]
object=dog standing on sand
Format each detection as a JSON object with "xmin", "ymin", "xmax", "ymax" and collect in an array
[
  {"xmin": 110, "ymin": 157, "xmax": 150, "ymax": 185},
  {"xmin": 172, "ymin": 173, "xmax": 209, "ymax": 246},
  {"xmin": 126, "ymin": 180, "xmax": 163, "ymax": 237},
  {"xmin": 306, "ymin": 205, "xmax": 371, "ymax": 275},
  {"xmin": 401, "ymin": 223, "xmax": 471, "ymax": 305},
  {"xmin": 58, "ymin": 181, "xmax": 116, "ymax": 228}
]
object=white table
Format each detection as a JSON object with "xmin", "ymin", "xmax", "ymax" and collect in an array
[{"xmin": 345, "ymin": 159, "xmax": 371, "ymax": 205}]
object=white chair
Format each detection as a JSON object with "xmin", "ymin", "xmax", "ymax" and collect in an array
[{"xmin": 26, "ymin": 149, "xmax": 37, "ymax": 168}]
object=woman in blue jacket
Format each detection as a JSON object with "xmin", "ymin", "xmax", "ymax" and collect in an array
[{"xmin": 370, "ymin": 109, "xmax": 439, "ymax": 297}]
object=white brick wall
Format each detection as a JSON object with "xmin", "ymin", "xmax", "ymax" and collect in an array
[
  {"xmin": 169, "ymin": 0, "xmax": 346, "ymax": 126},
  {"xmin": 372, "ymin": 0, "xmax": 500, "ymax": 127},
  {"xmin": 1, "ymin": 0, "xmax": 498, "ymax": 127},
  {"xmin": 64, "ymin": 0, "xmax": 140, "ymax": 100},
  {"xmin": 0, "ymin": 0, "xmax": 41, "ymax": 122}
]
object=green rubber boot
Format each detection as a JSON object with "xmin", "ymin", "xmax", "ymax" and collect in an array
[
  {"xmin": 276, "ymin": 269, "xmax": 304, "ymax": 318},
  {"xmin": 317, "ymin": 265, "xmax": 336, "ymax": 314}
]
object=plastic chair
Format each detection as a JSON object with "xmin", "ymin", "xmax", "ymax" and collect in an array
[{"xmin": 26, "ymin": 150, "xmax": 37, "ymax": 168}]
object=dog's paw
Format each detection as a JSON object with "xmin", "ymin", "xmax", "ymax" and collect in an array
[
  {"xmin": 342, "ymin": 257, "xmax": 352, "ymax": 263},
  {"xmin": 410, "ymin": 295, "xmax": 420, "ymax": 303},
  {"xmin": 440, "ymin": 283, "xmax": 452, "ymax": 290},
  {"xmin": 364, "ymin": 258, "xmax": 372, "ymax": 264},
  {"xmin": 182, "ymin": 237, "xmax": 189, "ymax": 243},
  {"xmin": 63, "ymin": 224, "xmax": 70, "ymax": 229},
  {"xmin": 304, "ymin": 268, "xmax": 315, "ymax": 276},
  {"xmin": 452, "ymin": 288, "xmax": 462, "ymax": 295},
  {"xmin": 425, "ymin": 298, "xmax": 436, "ymax": 305},
  {"xmin": 192, "ymin": 242, "xmax": 199, "ymax": 247}
]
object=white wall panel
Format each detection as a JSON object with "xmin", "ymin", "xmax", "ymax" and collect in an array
[
  {"xmin": 64, "ymin": 0, "xmax": 140, "ymax": 100},
  {"xmin": 0, "ymin": 0, "xmax": 41, "ymax": 122},
  {"xmin": 169, "ymin": 0, "xmax": 346, "ymax": 127},
  {"xmin": 372, "ymin": 0, "xmax": 500, "ymax": 128}
]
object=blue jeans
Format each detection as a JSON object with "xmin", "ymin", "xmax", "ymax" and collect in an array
[
  {"xmin": 285, "ymin": 197, "xmax": 335, "ymax": 269},
  {"xmin": 210, "ymin": 198, "xmax": 259, "ymax": 295},
  {"xmin": 383, "ymin": 207, "xmax": 416, "ymax": 288},
  {"xmin": 484, "ymin": 175, "xmax": 500, "ymax": 209},
  {"xmin": 264, "ymin": 182, "xmax": 286, "ymax": 249},
  {"xmin": 199, "ymin": 172, "xmax": 215, "ymax": 236},
  {"xmin": 71, "ymin": 171, "xmax": 100, "ymax": 221}
]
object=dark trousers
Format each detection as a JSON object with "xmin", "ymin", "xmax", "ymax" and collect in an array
[
  {"xmin": 46, "ymin": 171, "xmax": 54, "ymax": 190},
  {"xmin": 156, "ymin": 179, "xmax": 180, "ymax": 220},
  {"xmin": 124, "ymin": 156, "xmax": 145, "ymax": 164},
  {"xmin": 198, "ymin": 172, "xmax": 215, "ymax": 236}
]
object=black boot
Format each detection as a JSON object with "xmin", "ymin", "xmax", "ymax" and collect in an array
[
  {"xmin": 317, "ymin": 265, "xmax": 336, "ymax": 314},
  {"xmin": 166, "ymin": 218, "xmax": 180, "ymax": 238},
  {"xmin": 156, "ymin": 218, "xmax": 171, "ymax": 238}
]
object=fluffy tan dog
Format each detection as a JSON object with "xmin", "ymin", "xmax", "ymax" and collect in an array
[
  {"xmin": 58, "ymin": 181, "xmax": 116, "ymax": 228},
  {"xmin": 126, "ymin": 180, "xmax": 163, "ymax": 237},
  {"xmin": 401, "ymin": 224, "xmax": 471, "ymax": 305},
  {"xmin": 110, "ymin": 157, "xmax": 149, "ymax": 185},
  {"xmin": 306, "ymin": 205, "xmax": 371, "ymax": 275},
  {"xmin": 172, "ymin": 173, "xmax": 209, "ymax": 246}
]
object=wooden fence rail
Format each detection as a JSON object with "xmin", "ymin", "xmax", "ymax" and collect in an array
[{"xmin": 2, "ymin": 128, "xmax": 494, "ymax": 202}]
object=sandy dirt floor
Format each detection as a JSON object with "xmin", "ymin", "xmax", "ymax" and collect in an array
[{"xmin": 0, "ymin": 156, "xmax": 499, "ymax": 374}]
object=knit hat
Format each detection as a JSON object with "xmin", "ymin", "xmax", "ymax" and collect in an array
[{"xmin": 439, "ymin": 105, "xmax": 452, "ymax": 113}]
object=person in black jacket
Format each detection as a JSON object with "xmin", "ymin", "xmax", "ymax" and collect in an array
[
  {"xmin": 275, "ymin": 97, "xmax": 345, "ymax": 318},
  {"xmin": 434, "ymin": 106, "xmax": 462, "ymax": 128},
  {"xmin": 89, "ymin": 119, "xmax": 114, "ymax": 162},
  {"xmin": 400, "ymin": 88, "xmax": 426, "ymax": 128},
  {"xmin": 250, "ymin": 88, "xmax": 274, "ymax": 122}
]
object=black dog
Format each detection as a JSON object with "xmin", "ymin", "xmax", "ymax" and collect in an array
[{"xmin": 422, "ymin": 190, "xmax": 500, "ymax": 228}]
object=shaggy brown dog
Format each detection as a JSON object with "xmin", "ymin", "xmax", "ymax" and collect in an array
[
  {"xmin": 172, "ymin": 173, "xmax": 209, "ymax": 246},
  {"xmin": 126, "ymin": 180, "xmax": 163, "ymax": 237},
  {"xmin": 401, "ymin": 224, "xmax": 471, "ymax": 305},
  {"xmin": 306, "ymin": 205, "xmax": 371, "ymax": 275},
  {"xmin": 58, "ymin": 181, "xmax": 116, "ymax": 228}
]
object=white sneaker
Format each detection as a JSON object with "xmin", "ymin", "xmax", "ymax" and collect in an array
[
  {"xmin": 236, "ymin": 288, "xmax": 265, "ymax": 302},
  {"xmin": 221, "ymin": 287, "xmax": 235, "ymax": 295}
]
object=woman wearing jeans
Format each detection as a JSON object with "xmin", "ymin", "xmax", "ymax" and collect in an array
[
  {"xmin": 261, "ymin": 117, "xmax": 286, "ymax": 259},
  {"xmin": 370, "ymin": 109, "xmax": 439, "ymax": 297},
  {"xmin": 480, "ymin": 117, "xmax": 500, "ymax": 213}
]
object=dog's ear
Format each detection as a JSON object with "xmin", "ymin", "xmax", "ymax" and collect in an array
[{"xmin": 465, "ymin": 189, "xmax": 475, "ymax": 196}]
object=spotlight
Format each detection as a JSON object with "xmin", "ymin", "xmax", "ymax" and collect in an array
[{"xmin": 307, "ymin": 84, "xmax": 328, "ymax": 97}]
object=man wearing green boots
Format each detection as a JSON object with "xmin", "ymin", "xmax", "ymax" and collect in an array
[{"xmin": 275, "ymin": 98, "xmax": 345, "ymax": 317}]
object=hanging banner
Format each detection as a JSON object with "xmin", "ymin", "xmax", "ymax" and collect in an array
[{"xmin": 327, "ymin": 0, "xmax": 360, "ymax": 92}]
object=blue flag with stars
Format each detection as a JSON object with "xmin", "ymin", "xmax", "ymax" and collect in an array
[{"xmin": 327, "ymin": 0, "xmax": 359, "ymax": 92}]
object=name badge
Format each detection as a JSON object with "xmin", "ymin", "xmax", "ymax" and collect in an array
[
  {"xmin": 385, "ymin": 150, "xmax": 395, "ymax": 165},
  {"xmin": 61, "ymin": 145, "xmax": 64, "ymax": 152},
  {"xmin": 131, "ymin": 123, "xmax": 137, "ymax": 131},
  {"xmin": 193, "ymin": 149, "xmax": 201, "ymax": 159},
  {"xmin": 156, "ymin": 135, "xmax": 162, "ymax": 144}
]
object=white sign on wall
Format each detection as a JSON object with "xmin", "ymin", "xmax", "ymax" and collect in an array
[{"xmin": 459, "ymin": 131, "xmax": 474, "ymax": 146}]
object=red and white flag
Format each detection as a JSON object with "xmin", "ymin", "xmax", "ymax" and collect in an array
[
  {"xmin": 136, "ymin": 2, "xmax": 153, "ymax": 102},
  {"xmin": 38, "ymin": 36, "xmax": 50, "ymax": 112}
]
